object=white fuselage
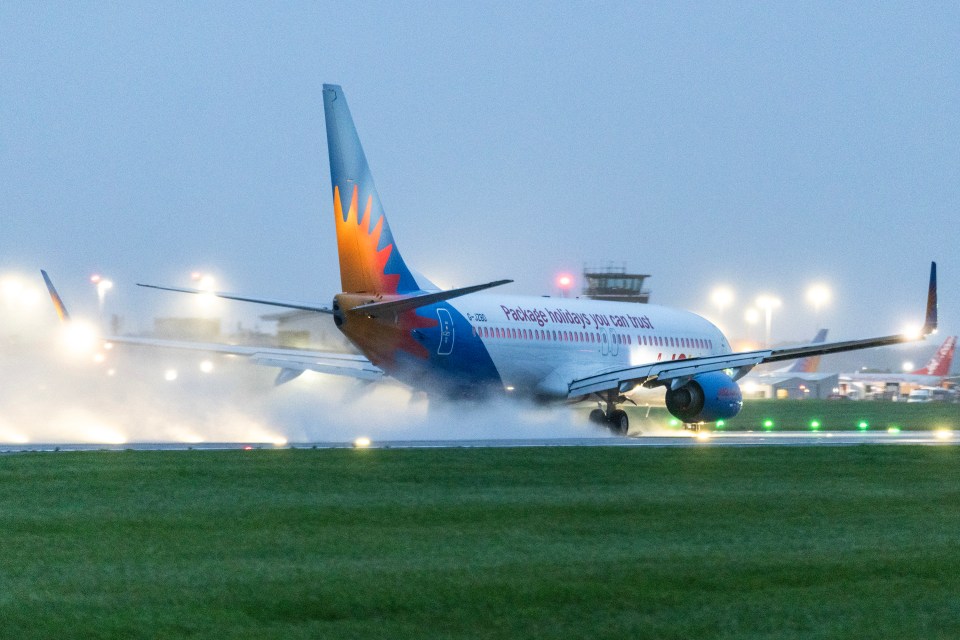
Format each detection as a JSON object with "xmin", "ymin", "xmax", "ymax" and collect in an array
[{"xmin": 421, "ymin": 294, "xmax": 732, "ymax": 398}]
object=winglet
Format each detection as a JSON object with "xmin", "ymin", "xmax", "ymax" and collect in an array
[
  {"xmin": 40, "ymin": 270, "xmax": 71, "ymax": 322},
  {"xmin": 924, "ymin": 261, "xmax": 938, "ymax": 335}
]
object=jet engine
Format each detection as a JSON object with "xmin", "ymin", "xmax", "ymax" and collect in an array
[{"xmin": 664, "ymin": 371, "xmax": 743, "ymax": 423}]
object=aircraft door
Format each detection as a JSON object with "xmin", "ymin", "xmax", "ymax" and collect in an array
[
  {"xmin": 600, "ymin": 327, "xmax": 620, "ymax": 357},
  {"xmin": 436, "ymin": 308, "xmax": 454, "ymax": 355}
]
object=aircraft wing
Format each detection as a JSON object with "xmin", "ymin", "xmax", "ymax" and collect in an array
[
  {"xmin": 569, "ymin": 337, "xmax": 903, "ymax": 397},
  {"xmin": 570, "ymin": 262, "xmax": 939, "ymax": 398},
  {"xmin": 100, "ymin": 336, "xmax": 384, "ymax": 384},
  {"xmin": 42, "ymin": 270, "xmax": 381, "ymax": 385},
  {"xmin": 569, "ymin": 351, "xmax": 771, "ymax": 397}
]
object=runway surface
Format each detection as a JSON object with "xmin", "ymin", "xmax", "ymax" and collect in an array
[{"xmin": 0, "ymin": 430, "xmax": 956, "ymax": 452}]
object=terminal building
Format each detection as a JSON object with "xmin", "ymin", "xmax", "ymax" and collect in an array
[{"xmin": 740, "ymin": 373, "xmax": 840, "ymax": 400}]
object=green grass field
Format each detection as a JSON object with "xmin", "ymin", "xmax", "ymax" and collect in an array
[
  {"xmin": 2, "ymin": 446, "xmax": 960, "ymax": 639},
  {"xmin": 622, "ymin": 399, "xmax": 960, "ymax": 432}
]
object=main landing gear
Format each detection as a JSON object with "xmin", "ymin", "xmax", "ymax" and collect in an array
[{"xmin": 588, "ymin": 391, "xmax": 634, "ymax": 437}]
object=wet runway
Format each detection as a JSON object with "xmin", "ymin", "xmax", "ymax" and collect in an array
[{"xmin": 1, "ymin": 430, "xmax": 957, "ymax": 452}]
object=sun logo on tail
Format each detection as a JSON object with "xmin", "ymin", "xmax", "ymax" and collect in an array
[
  {"xmin": 333, "ymin": 184, "xmax": 401, "ymax": 295},
  {"xmin": 332, "ymin": 184, "xmax": 438, "ymax": 364}
]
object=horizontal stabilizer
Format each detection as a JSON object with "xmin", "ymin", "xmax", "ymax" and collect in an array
[
  {"xmin": 351, "ymin": 279, "xmax": 513, "ymax": 317},
  {"xmin": 138, "ymin": 283, "xmax": 333, "ymax": 314}
]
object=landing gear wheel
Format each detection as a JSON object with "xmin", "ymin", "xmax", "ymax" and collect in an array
[
  {"xmin": 589, "ymin": 409, "xmax": 606, "ymax": 425},
  {"xmin": 608, "ymin": 410, "xmax": 629, "ymax": 436}
]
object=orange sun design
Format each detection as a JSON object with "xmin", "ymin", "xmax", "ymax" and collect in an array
[
  {"xmin": 333, "ymin": 184, "xmax": 401, "ymax": 295},
  {"xmin": 333, "ymin": 184, "xmax": 438, "ymax": 364}
]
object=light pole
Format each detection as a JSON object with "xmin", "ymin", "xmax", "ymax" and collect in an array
[
  {"xmin": 90, "ymin": 274, "xmax": 113, "ymax": 319},
  {"xmin": 744, "ymin": 307, "xmax": 760, "ymax": 343},
  {"xmin": 190, "ymin": 272, "xmax": 218, "ymax": 315},
  {"xmin": 755, "ymin": 295, "xmax": 781, "ymax": 348},
  {"xmin": 710, "ymin": 286, "xmax": 734, "ymax": 320},
  {"xmin": 806, "ymin": 284, "xmax": 831, "ymax": 330},
  {"xmin": 556, "ymin": 273, "xmax": 574, "ymax": 298}
]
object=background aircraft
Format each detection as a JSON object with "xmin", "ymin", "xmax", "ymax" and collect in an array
[
  {"xmin": 771, "ymin": 329, "xmax": 829, "ymax": 374},
  {"xmin": 46, "ymin": 85, "xmax": 940, "ymax": 435},
  {"xmin": 837, "ymin": 335, "xmax": 956, "ymax": 397}
]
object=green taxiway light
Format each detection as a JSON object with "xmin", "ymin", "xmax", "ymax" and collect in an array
[
  {"xmin": 716, "ymin": 420, "xmax": 726, "ymax": 429},
  {"xmin": 669, "ymin": 419, "xmax": 680, "ymax": 427},
  {"xmin": 887, "ymin": 426, "xmax": 901, "ymax": 434},
  {"xmin": 762, "ymin": 419, "xmax": 774, "ymax": 430},
  {"xmin": 810, "ymin": 420, "xmax": 821, "ymax": 431},
  {"xmin": 858, "ymin": 421, "xmax": 869, "ymax": 430}
]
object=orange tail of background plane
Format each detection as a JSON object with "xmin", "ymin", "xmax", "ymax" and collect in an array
[{"xmin": 911, "ymin": 335, "xmax": 956, "ymax": 377}]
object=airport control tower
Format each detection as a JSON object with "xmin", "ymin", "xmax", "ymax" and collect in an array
[{"xmin": 582, "ymin": 264, "xmax": 651, "ymax": 303}]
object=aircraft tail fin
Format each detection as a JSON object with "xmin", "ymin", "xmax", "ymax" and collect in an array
[
  {"xmin": 912, "ymin": 335, "xmax": 956, "ymax": 377},
  {"xmin": 323, "ymin": 84, "xmax": 420, "ymax": 296},
  {"xmin": 784, "ymin": 328, "xmax": 828, "ymax": 373},
  {"xmin": 923, "ymin": 261, "xmax": 938, "ymax": 334}
]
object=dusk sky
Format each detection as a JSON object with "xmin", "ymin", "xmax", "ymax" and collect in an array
[{"xmin": 2, "ymin": 2, "xmax": 958, "ymax": 357}]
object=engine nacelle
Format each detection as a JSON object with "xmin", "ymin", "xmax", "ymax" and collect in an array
[{"xmin": 664, "ymin": 371, "xmax": 743, "ymax": 423}]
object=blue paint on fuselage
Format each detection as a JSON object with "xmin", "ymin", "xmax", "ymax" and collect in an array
[{"xmin": 409, "ymin": 302, "xmax": 502, "ymax": 397}]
